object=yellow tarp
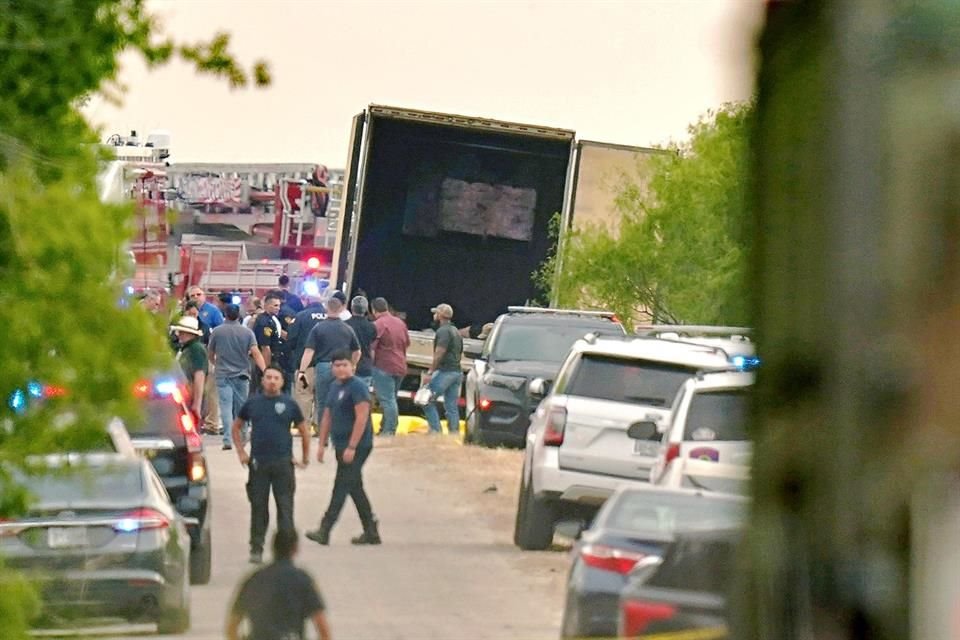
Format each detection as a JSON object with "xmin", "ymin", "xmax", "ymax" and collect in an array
[{"xmin": 370, "ymin": 412, "xmax": 465, "ymax": 436}]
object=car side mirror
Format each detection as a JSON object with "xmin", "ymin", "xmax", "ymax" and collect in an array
[
  {"xmin": 627, "ymin": 421, "xmax": 660, "ymax": 441},
  {"xmin": 529, "ymin": 378, "xmax": 551, "ymax": 398},
  {"xmin": 464, "ymin": 342, "xmax": 484, "ymax": 358}
]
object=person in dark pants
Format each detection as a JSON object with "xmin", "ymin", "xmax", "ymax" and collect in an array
[
  {"xmin": 306, "ymin": 351, "xmax": 380, "ymax": 546},
  {"xmin": 344, "ymin": 296, "xmax": 376, "ymax": 388},
  {"xmin": 232, "ymin": 367, "xmax": 310, "ymax": 564},
  {"xmin": 227, "ymin": 529, "xmax": 332, "ymax": 640}
]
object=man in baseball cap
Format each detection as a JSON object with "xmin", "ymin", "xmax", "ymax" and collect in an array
[
  {"xmin": 423, "ymin": 303, "xmax": 463, "ymax": 435},
  {"xmin": 430, "ymin": 303, "xmax": 454, "ymax": 320},
  {"xmin": 331, "ymin": 290, "xmax": 351, "ymax": 321},
  {"xmin": 171, "ymin": 316, "xmax": 208, "ymax": 420}
]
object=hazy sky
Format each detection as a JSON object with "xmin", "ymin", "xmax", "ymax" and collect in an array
[{"xmin": 83, "ymin": 0, "xmax": 764, "ymax": 166}]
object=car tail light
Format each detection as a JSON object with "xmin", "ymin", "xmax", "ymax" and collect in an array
[
  {"xmin": 478, "ymin": 397, "xmax": 492, "ymax": 411},
  {"xmin": 180, "ymin": 410, "xmax": 203, "ymax": 450},
  {"xmin": 113, "ymin": 508, "xmax": 170, "ymax": 533},
  {"xmin": 665, "ymin": 443, "xmax": 681, "ymax": 465},
  {"xmin": 581, "ymin": 544, "xmax": 646, "ymax": 575},
  {"xmin": 619, "ymin": 600, "xmax": 677, "ymax": 637},
  {"xmin": 543, "ymin": 407, "xmax": 567, "ymax": 446},
  {"xmin": 188, "ymin": 451, "xmax": 207, "ymax": 482},
  {"xmin": 132, "ymin": 380, "xmax": 151, "ymax": 398}
]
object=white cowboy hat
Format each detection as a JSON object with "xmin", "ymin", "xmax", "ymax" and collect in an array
[{"xmin": 170, "ymin": 315, "xmax": 203, "ymax": 336}]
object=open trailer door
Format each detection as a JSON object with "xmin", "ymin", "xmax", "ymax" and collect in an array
[{"xmin": 331, "ymin": 111, "xmax": 369, "ymax": 292}]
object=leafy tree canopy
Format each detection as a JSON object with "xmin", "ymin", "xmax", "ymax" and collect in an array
[{"xmin": 541, "ymin": 103, "xmax": 752, "ymax": 330}]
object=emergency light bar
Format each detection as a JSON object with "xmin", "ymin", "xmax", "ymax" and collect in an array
[
  {"xmin": 506, "ymin": 306, "xmax": 617, "ymax": 319},
  {"xmin": 634, "ymin": 325, "xmax": 753, "ymax": 337}
]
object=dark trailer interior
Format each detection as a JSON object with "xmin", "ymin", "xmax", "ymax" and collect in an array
[{"xmin": 344, "ymin": 109, "xmax": 573, "ymax": 330}]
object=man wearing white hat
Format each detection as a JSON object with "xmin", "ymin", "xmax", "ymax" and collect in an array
[{"xmin": 171, "ymin": 315, "xmax": 208, "ymax": 420}]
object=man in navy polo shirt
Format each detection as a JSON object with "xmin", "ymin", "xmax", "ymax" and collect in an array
[{"xmin": 306, "ymin": 350, "xmax": 380, "ymax": 546}]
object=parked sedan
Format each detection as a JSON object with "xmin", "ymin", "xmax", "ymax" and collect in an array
[
  {"xmin": 618, "ymin": 528, "xmax": 740, "ymax": 638},
  {"xmin": 560, "ymin": 485, "xmax": 746, "ymax": 639},
  {"xmin": 0, "ymin": 453, "xmax": 192, "ymax": 633}
]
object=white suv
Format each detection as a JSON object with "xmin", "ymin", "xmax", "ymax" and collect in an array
[{"xmin": 513, "ymin": 334, "xmax": 735, "ymax": 550}]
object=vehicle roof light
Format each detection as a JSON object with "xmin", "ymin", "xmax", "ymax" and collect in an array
[
  {"xmin": 307, "ymin": 256, "xmax": 321, "ymax": 269},
  {"xmin": 154, "ymin": 379, "xmax": 178, "ymax": 396},
  {"xmin": 302, "ymin": 279, "xmax": 320, "ymax": 297},
  {"xmin": 8, "ymin": 389, "xmax": 25, "ymax": 413},
  {"xmin": 26, "ymin": 381, "xmax": 43, "ymax": 398}
]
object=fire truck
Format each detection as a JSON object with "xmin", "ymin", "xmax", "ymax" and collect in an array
[{"xmin": 99, "ymin": 131, "xmax": 341, "ymax": 303}]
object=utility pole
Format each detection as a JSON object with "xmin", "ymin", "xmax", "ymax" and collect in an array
[{"xmin": 739, "ymin": 2, "xmax": 960, "ymax": 638}]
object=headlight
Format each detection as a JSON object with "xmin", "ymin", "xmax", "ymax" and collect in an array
[{"xmin": 482, "ymin": 373, "xmax": 527, "ymax": 392}]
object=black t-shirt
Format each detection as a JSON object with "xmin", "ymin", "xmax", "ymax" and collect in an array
[
  {"xmin": 325, "ymin": 376, "xmax": 373, "ymax": 450},
  {"xmin": 304, "ymin": 319, "xmax": 360, "ymax": 366},
  {"xmin": 238, "ymin": 393, "xmax": 304, "ymax": 461},
  {"xmin": 434, "ymin": 323, "xmax": 463, "ymax": 371},
  {"xmin": 232, "ymin": 559, "xmax": 324, "ymax": 640},
  {"xmin": 288, "ymin": 303, "xmax": 326, "ymax": 366},
  {"xmin": 345, "ymin": 316, "xmax": 377, "ymax": 376},
  {"xmin": 283, "ymin": 290, "xmax": 304, "ymax": 313},
  {"xmin": 253, "ymin": 313, "xmax": 281, "ymax": 363}
]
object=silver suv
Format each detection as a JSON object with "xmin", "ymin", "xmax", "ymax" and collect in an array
[{"xmin": 514, "ymin": 334, "xmax": 735, "ymax": 550}]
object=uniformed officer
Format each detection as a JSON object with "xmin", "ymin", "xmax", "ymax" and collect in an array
[
  {"xmin": 227, "ymin": 530, "xmax": 332, "ymax": 640},
  {"xmin": 252, "ymin": 292, "xmax": 283, "ymax": 393},
  {"xmin": 287, "ymin": 293, "xmax": 327, "ymax": 427},
  {"xmin": 232, "ymin": 367, "xmax": 310, "ymax": 564}
]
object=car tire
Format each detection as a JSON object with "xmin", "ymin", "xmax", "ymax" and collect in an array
[
  {"xmin": 464, "ymin": 406, "xmax": 476, "ymax": 444},
  {"xmin": 157, "ymin": 569, "xmax": 191, "ymax": 634},
  {"xmin": 190, "ymin": 528, "xmax": 212, "ymax": 585},
  {"xmin": 514, "ymin": 472, "xmax": 555, "ymax": 550},
  {"xmin": 560, "ymin": 593, "xmax": 584, "ymax": 639}
]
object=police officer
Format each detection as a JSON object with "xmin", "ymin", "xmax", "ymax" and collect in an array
[
  {"xmin": 252, "ymin": 292, "xmax": 283, "ymax": 393},
  {"xmin": 227, "ymin": 530, "xmax": 332, "ymax": 640},
  {"xmin": 288, "ymin": 293, "xmax": 327, "ymax": 427},
  {"xmin": 232, "ymin": 367, "xmax": 310, "ymax": 564}
]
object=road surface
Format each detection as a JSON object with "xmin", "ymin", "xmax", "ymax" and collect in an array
[{"xmin": 49, "ymin": 434, "xmax": 569, "ymax": 639}]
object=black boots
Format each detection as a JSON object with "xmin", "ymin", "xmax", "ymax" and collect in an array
[
  {"xmin": 351, "ymin": 518, "xmax": 381, "ymax": 545},
  {"xmin": 306, "ymin": 519, "xmax": 333, "ymax": 546}
]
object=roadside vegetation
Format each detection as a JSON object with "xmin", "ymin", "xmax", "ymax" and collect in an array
[
  {"xmin": 0, "ymin": 2, "xmax": 268, "ymax": 636},
  {"xmin": 537, "ymin": 102, "xmax": 753, "ymax": 330}
]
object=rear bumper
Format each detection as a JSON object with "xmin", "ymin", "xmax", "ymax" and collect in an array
[
  {"xmin": 35, "ymin": 569, "xmax": 173, "ymax": 621},
  {"xmin": 534, "ymin": 449, "xmax": 649, "ymax": 505}
]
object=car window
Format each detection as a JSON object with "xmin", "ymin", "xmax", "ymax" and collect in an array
[
  {"xmin": 23, "ymin": 463, "xmax": 144, "ymax": 504},
  {"xmin": 605, "ymin": 492, "xmax": 746, "ymax": 534},
  {"xmin": 491, "ymin": 323, "xmax": 614, "ymax": 363},
  {"xmin": 127, "ymin": 398, "xmax": 184, "ymax": 439},
  {"xmin": 565, "ymin": 355, "xmax": 698, "ymax": 407},
  {"xmin": 646, "ymin": 534, "xmax": 740, "ymax": 593},
  {"xmin": 682, "ymin": 390, "xmax": 749, "ymax": 441}
]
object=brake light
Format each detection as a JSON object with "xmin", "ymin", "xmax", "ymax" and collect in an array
[
  {"xmin": 42, "ymin": 385, "xmax": 66, "ymax": 398},
  {"xmin": 619, "ymin": 600, "xmax": 677, "ymax": 637},
  {"xmin": 133, "ymin": 380, "xmax": 151, "ymax": 398},
  {"xmin": 581, "ymin": 544, "xmax": 646, "ymax": 575},
  {"xmin": 113, "ymin": 508, "xmax": 169, "ymax": 532},
  {"xmin": 180, "ymin": 411, "xmax": 202, "ymax": 450},
  {"xmin": 188, "ymin": 451, "xmax": 207, "ymax": 482},
  {"xmin": 665, "ymin": 443, "xmax": 681, "ymax": 465},
  {"xmin": 478, "ymin": 397, "xmax": 492, "ymax": 411},
  {"xmin": 543, "ymin": 407, "xmax": 567, "ymax": 446}
]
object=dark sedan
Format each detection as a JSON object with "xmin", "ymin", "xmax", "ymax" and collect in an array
[
  {"xmin": 560, "ymin": 486, "xmax": 746, "ymax": 639},
  {"xmin": 0, "ymin": 453, "xmax": 192, "ymax": 633},
  {"xmin": 618, "ymin": 529, "xmax": 740, "ymax": 638}
]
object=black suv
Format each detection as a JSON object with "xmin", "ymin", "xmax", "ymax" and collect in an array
[
  {"xmin": 464, "ymin": 307, "xmax": 625, "ymax": 447},
  {"xmin": 127, "ymin": 374, "xmax": 212, "ymax": 585}
]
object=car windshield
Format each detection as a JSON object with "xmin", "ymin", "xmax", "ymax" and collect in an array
[
  {"xmin": 21, "ymin": 463, "xmax": 144, "ymax": 505},
  {"xmin": 565, "ymin": 355, "xmax": 697, "ymax": 406},
  {"xmin": 491, "ymin": 323, "xmax": 616, "ymax": 363},
  {"xmin": 126, "ymin": 397, "xmax": 184, "ymax": 439},
  {"xmin": 604, "ymin": 492, "xmax": 746, "ymax": 534},
  {"xmin": 683, "ymin": 390, "xmax": 750, "ymax": 441}
]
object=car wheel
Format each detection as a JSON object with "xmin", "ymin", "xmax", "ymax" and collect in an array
[
  {"xmin": 190, "ymin": 528, "xmax": 212, "ymax": 585},
  {"xmin": 157, "ymin": 568, "xmax": 191, "ymax": 634},
  {"xmin": 463, "ymin": 404, "xmax": 476, "ymax": 444},
  {"xmin": 560, "ymin": 592, "xmax": 583, "ymax": 639},
  {"xmin": 514, "ymin": 472, "xmax": 555, "ymax": 550}
]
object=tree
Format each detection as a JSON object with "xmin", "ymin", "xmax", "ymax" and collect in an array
[
  {"xmin": 0, "ymin": 3, "xmax": 268, "ymax": 636},
  {"xmin": 541, "ymin": 103, "xmax": 752, "ymax": 329}
]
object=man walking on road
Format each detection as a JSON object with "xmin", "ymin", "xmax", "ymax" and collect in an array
[
  {"xmin": 306, "ymin": 351, "xmax": 380, "ymax": 546},
  {"xmin": 297, "ymin": 296, "xmax": 360, "ymax": 432},
  {"xmin": 370, "ymin": 297, "xmax": 409, "ymax": 437},
  {"xmin": 171, "ymin": 316, "xmax": 207, "ymax": 421},
  {"xmin": 209, "ymin": 304, "xmax": 268, "ymax": 450},
  {"xmin": 423, "ymin": 303, "xmax": 464, "ymax": 435},
  {"xmin": 345, "ymin": 296, "xmax": 376, "ymax": 388},
  {"xmin": 232, "ymin": 367, "xmax": 310, "ymax": 564},
  {"xmin": 227, "ymin": 529, "xmax": 332, "ymax": 640},
  {"xmin": 288, "ymin": 294, "xmax": 327, "ymax": 428}
]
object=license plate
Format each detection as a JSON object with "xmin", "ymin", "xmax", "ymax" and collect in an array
[
  {"xmin": 47, "ymin": 527, "xmax": 87, "ymax": 548},
  {"xmin": 633, "ymin": 440, "xmax": 658, "ymax": 456}
]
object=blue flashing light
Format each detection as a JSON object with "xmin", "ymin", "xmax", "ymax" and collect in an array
[
  {"xmin": 8, "ymin": 389, "xmax": 25, "ymax": 413},
  {"xmin": 114, "ymin": 519, "xmax": 140, "ymax": 533},
  {"xmin": 231, "ymin": 295, "xmax": 242, "ymax": 305},
  {"xmin": 26, "ymin": 381, "xmax": 43, "ymax": 398},
  {"xmin": 302, "ymin": 279, "xmax": 320, "ymax": 297},
  {"xmin": 154, "ymin": 379, "xmax": 178, "ymax": 396},
  {"xmin": 731, "ymin": 355, "xmax": 761, "ymax": 371}
]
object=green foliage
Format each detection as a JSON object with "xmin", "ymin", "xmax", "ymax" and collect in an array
[
  {"xmin": 548, "ymin": 103, "xmax": 753, "ymax": 329},
  {"xmin": 0, "ymin": 2, "xmax": 270, "ymax": 635}
]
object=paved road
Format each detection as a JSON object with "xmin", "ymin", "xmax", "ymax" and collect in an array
[{"xmin": 71, "ymin": 434, "xmax": 568, "ymax": 640}]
